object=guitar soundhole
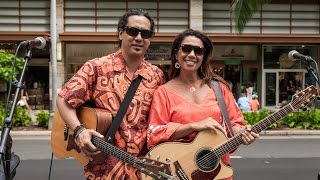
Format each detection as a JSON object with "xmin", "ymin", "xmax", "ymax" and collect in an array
[{"xmin": 195, "ymin": 149, "xmax": 218, "ymax": 172}]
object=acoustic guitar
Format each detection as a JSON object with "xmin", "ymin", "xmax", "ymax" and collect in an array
[
  {"xmin": 141, "ymin": 85, "xmax": 318, "ymax": 180},
  {"xmin": 51, "ymin": 106, "xmax": 172, "ymax": 180}
]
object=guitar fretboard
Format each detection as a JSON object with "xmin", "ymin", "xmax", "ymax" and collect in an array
[
  {"xmin": 213, "ymin": 104, "xmax": 295, "ymax": 157},
  {"xmin": 92, "ymin": 136, "xmax": 136, "ymax": 165}
]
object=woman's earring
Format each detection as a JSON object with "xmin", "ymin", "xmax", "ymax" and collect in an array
[{"xmin": 175, "ymin": 62, "xmax": 180, "ymax": 69}]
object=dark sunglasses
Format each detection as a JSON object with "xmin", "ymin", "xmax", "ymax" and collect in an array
[
  {"xmin": 123, "ymin": 26, "xmax": 153, "ymax": 39},
  {"xmin": 179, "ymin": 44, "xmax": 206, "ymax": 56}
]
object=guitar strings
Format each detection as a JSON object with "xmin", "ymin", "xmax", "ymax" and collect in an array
[
  {"xmin": 94, "ymin": 137, "xmax": 169, "ymax": 178},
  {"xmin": 90, "ymin": 88, "xmax": 314, "ymax": 178},
  {"xmin": 180, "ymin": 92, "xmax": 312, "ymax": 174}
]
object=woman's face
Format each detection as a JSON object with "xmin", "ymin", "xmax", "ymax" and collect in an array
[{"xmin": 175, "ymin": 36, "xmax": 205, "ymax": 74}]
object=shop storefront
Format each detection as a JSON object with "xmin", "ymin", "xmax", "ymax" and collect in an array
[
  {"xmin": 211, "ymin": 45, "xmax": 261, "ymax": 100},
  {"xmin": 0, "ymin": 43, "xmax": 50, "ymax": 110},
  {"xmin": 262, "ymin": 45, "xmax": 319, "ymax": 107}
]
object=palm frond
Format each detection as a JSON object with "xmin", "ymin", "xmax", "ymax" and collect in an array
[{"xmin": 231, "ymin": 0, "xmax": 265, "ymax": 33}]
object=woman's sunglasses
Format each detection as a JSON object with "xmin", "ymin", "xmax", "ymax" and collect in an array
[
  {"xmin": 123, "ymin": 26, "xmax": 153, "ymax": 39},
  {"xmin": 179, "ymin": 44, "xmax": 206, "ymax": 56}
]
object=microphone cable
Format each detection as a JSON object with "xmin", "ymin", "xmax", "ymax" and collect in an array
[{"xmin": 48, "ymin": 152, "xmax": 54, "ymax": 180}]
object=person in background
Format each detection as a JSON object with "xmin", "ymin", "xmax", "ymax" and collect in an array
[
  {"xmin": 56, "ymin": 9, "xmax": 165, "ymax": 180},
  {"xmin": 237, "ymin": 92, "xmax": 251, "ymax": 111},
  {"xmin": 147, "ymin": 29, "xmax": 258, "ymax": 180},
  {"xmin": 17, "ymin": 88, "xmax": 33, "ymax": 114},
  {"xmin": 246, "ymin": 81, "xmax": 254, "ymax": 101},
  {"xmin": 250, "ymin": 94, "xmax": 260, "ymax": 111},
  {"xmin": 287, "ymin": 79, "xmax": 295, "ymax": 101}
]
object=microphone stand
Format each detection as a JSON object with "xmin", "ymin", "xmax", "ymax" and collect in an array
[
  {"xmin": 303, "ymin": 57, "xmax": 320, "ymax": 180},
  {"xmin": 303, "ymin": 57, "xmax": 320, "ymax": 88},
  {"xmin": 0, "ymin": 49, "xmax": 32, "ymax": 180}
]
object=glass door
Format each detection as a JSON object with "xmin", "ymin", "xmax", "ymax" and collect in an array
[
  {"xmin": 263, "ymin": 71, "xmax": 305, "ymax": 107},
  {"xmin": 264, "ymin": 72, "xmax": 277, "ymax": 106}
]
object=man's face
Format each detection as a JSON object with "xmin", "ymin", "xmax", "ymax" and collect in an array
[{"xmin": 119, "ymin": 15, "xmax": 152, "ymax": 59}]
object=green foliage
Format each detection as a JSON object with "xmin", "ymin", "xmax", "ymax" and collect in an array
[
  {"xmin": 0, "ymin": 49, "xmax": 24, "ymax": 83},
  {"xmin": 244, "ymin": 108, "xmax": 320, "ymax": 130},
  {"xmin": 12, "ymin": 106, "xmax": 31, "ymax": 127},
  {"xmin": 0, "ymin": 103, "xmax": 31, "ymax": 127},
  {"xmin": 231, "ymin": 0, "xmax": 269, "ymax": 33},
  {"xmin": 36, "ymin": 110, "xmax": 49, "ymax": 128},
  {"xmin": 281, "ymin": 109, "xmax": 320, "ymax": 129}
]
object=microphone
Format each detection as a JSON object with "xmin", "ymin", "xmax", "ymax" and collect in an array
[
  {"xmin": 20, "ymin": 37, "xmax": 46, "ymax": 49},
  {"xmin": 288, "ymin": 50, "xmax": 313, "ymax": 62}
]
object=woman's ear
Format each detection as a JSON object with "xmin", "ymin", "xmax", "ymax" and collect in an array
[
  {"xmin": 174, "ymin": 49, "xmax": 178, "ymax": 60},
  {"xmin": 118, "ymin": 29, "xmax": 124, "ymax": 40}
]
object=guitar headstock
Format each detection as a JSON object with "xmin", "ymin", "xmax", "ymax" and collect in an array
[
  {"xmin": 135, "ymin": 157, "xmax": 172, "ymax": 180},
  {"xmin": 290, "ymin": 85, "xmax": 318, "ymax": 109}
]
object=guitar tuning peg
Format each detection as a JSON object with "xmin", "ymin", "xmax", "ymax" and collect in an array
[
  {"xmin": 157, "ymin": 155, "xmax": 160, "ymax": 160},
  {"xmin": 147, "ymin": 152, "xmax": 152, "ymax": 157}
]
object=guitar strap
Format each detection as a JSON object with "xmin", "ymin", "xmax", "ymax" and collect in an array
[
  {"xmin": 211, "ymin": 80, "xmax": 235, "ymax": 137},
  {"xmin": 105, "ymin": 75, "xmax": 143, "ymax": 142}
]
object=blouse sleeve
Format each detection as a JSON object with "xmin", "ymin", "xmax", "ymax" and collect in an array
[
  {"xmin": 147, "ymin": 87, "xmax": 182, "ymax": 150},
  {"xmin": 220, "ymin": 82, "xmax": 245, "ymax": 127},
  {"xmin": 58, "ymin": 61, "xmax": 96, "ymax": 108}
]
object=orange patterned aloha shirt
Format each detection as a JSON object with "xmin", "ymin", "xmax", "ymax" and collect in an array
[{"xmin": 59, "ymin": 49, "xmax": 165, "ymax": 180}]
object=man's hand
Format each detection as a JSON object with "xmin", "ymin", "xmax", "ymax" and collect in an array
[{"xmin": 75, "ymin": 129, "xmax": 104, "ymax": 160}]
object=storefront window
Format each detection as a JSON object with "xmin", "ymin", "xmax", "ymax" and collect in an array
[
  {"xmin": 262, "ymin": 45, "xmax": 319, "ymax": 107},
  {"xmin": 65, "ymin": 42, "xmax": 118, "ymax": 80},
  {"xmin": 264, "ymin": 45, "xmax": 318, "ymax": 70},
  {"xmin": 212, "ymin": 45, "xmax": 259, "ymax": 100},
  {"xmin": 145, "ymin": 43, "xmax": 171, "ymax": 81},
  {"xmin": 0, "ymin": 43, "xmax": 50, "ymax": 110}
]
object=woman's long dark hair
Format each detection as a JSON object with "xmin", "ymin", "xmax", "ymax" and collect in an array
[{"xmin": 169, "ymin": 29, "xmax": 229, "ymax": 88}]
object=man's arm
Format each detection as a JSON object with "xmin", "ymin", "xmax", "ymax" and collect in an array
[
  {"xmin": 56, "ymin": 95, "xmax": 80, "ymax": 131},
  {"xmin": 56, "ymin": 95, "xmax": 103, "ymax": 159}
]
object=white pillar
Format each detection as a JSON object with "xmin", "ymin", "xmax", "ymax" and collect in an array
[
  {"xmin": 189, "ymin": 0, "xmax": 203, "ymax": 31},
  {"xmin": 49, "ymin": 0, "xmax": 57, "ymax": 129}
]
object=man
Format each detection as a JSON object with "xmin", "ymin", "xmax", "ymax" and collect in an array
[{"xmin": 56, "ymin": 9, "xmax": 165, "ymax": 180}]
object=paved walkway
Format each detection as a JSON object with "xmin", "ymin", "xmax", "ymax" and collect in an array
[{"xmin": 8, "ymin": 129, "xmax": 320, "ymax": 137}]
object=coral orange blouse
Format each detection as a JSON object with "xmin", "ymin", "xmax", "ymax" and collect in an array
[{"xmin": 147, "ymin": 82, "xmax": 244, "ymax": 179}]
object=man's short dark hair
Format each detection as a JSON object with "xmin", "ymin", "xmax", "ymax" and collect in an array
[{"xmin": 117, "ymin": 8, "xmax": 155, "ymax": 46}]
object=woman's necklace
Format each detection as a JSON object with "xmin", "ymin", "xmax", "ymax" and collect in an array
[
  {"xmin": 189, "ymin": 85, "xmax": 196, "ymax": 93},
  {"xmin": 177, "ymin": 78, "xmax": 201, "ymax": 93}
]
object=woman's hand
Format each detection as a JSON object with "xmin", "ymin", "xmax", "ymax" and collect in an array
[
  {"xmin": 75, "ymin": 129, "xmax": 104, "ymax": 160},
  {"xmin": 190, "ymin": 117, "xmax": 225, "ymax": 134},
  {"xmin": 233, "ymin": 125, "xmax": 259, "ymax": 145}
]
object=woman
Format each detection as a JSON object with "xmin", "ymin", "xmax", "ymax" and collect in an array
[{"xmin": 147, "ymin": 29, "xmax": 258, "ymax": 179}]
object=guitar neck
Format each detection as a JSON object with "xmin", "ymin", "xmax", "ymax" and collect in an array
[
  {"xmin": 92, "ymin": 136, "xmax": 136, "ymax": 165},
  {"xmin": 214, "ymin": 104, "xmax": 294, "ymax": 157}
]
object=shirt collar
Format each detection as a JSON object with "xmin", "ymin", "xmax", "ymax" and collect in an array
[{"xmin": 113, "ymin": 49, "xmax": 150, "ymax": 80}]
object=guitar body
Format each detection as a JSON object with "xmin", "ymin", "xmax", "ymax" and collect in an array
[
  {"xmin": 51, "ymin": 107, "xmax": 112, "ymax": 166},
  {"xmin": 140, "ymin": 86, "xmax": 318, "ymax": 180},
  {"xmin": 141, "ymin": 129, "xmax": 233, "ymax": 180}
]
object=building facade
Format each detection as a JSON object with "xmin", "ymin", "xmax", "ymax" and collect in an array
[{"xmin": 0, "ymin": 0, "xmax": 319, "ymax": 110}]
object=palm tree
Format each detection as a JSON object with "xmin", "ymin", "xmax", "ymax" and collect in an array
[{"xmin": 231, "ymin": 0, "xmax": 268, "ymax": 33}]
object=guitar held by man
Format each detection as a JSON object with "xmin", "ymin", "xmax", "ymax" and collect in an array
[{"xmin": 51, "ymin": 106, "xmax": 172, "ymax": 180}]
